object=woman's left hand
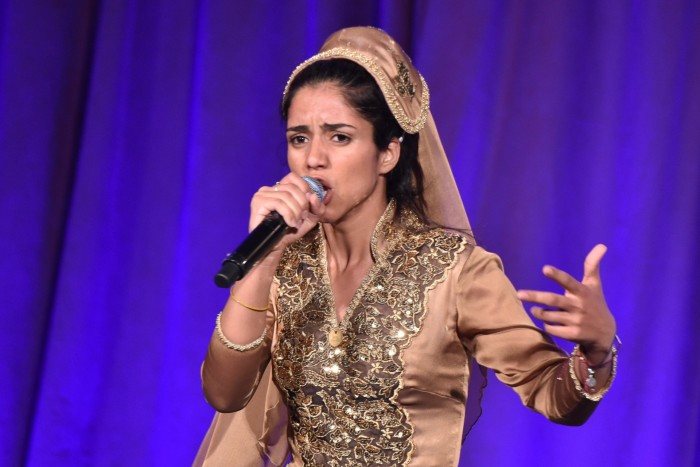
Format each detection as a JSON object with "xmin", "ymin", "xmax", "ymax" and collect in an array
[{"xmin": 516, "ymin": 244, "xmax": 617, "ymax": 365}]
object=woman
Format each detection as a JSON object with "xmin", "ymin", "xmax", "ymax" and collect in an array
[{"xmin": 196, "ymin": 27, "xmax": 618, "ymax": 466}]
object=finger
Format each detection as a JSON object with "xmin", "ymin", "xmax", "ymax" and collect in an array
[
  {"xmin": 276, "ymin": 174, "xmax": 312, "ymax": 207},
  {"xmin": 275, "ymin": 174, "xmax": 329, "ymax": 233},
  {"xmin": 253, "ymin": 188, "xmax": 306, "ymax": 229},
  {"xmin": 252, "ymin": 197, "xmax": 301, "ymax": 229},
  {"xmin": 540, "ymin": 322, "xmax": 579, "ymax": 342},
  {"xmin": 542, "ymin": 265, "xmax": 585, "ymax": 295},
  {"xmin": 517, "ymin": 290, "xmax": 574, "ymax": 310},
  {"xmin": 304, "ymin": 191, "xmax": 326, "ymax": 219},
  {"xmin": 530, "ymin": 306, "xmax": 576, "ymax": 326},
  {"xmin": 280, "ymin": 173, "xmax": 321, "ymax": 200},
  {"xmin": 583, "ymin": 243, "xmax": 607, "ymax": 282}
]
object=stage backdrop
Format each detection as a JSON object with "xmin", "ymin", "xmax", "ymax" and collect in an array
[{"xmin": 1, "ymin": 0, "xmax": 698, "ymax": 466}]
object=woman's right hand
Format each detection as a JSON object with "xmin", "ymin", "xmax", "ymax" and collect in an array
[
  {"xmin": 212, "ymin": 174, "xmax": 323, "ymax": 352},
  {"xmin": 249, "ymin": 173, "xmax": 326, "ymax": 258}
]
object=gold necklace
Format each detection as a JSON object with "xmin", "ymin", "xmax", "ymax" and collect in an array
[{"xmin": 321, "ymin": 201, "xmax": 397, "ymax": 349}]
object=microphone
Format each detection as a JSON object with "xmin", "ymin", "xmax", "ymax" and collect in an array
[{"xmin": 213, "ymin": 176, "xmax": 326, "ymax": 288}]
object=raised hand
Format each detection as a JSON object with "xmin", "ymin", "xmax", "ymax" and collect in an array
[{"xmin": 516, "ymin": 244, "xmax": 617, "ymax": 365}]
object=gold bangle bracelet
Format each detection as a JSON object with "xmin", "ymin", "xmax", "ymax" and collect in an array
[
  {"xmin": 229, "ymin": 290, "xmax": 271, "ymax": 312},
  {"xmin": 215, "ymin": 312, "xmax": 266, "ymax": 351}
]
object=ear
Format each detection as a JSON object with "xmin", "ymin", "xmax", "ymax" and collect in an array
[{"xmin": 378, "ymin": 138, "xmax": 401, "ymax": 175}]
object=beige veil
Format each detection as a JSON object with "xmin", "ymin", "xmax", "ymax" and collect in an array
[{"xmin": 195, "ymin": 27, "xmax": 485, "ymax": 466}]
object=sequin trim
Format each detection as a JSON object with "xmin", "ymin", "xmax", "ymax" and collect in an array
[
  {"xmin": 283, "ymin": 47, "xmax": 430, "ymax": 134},
  {"xmin": 272, "ymin": 205, "xmax": 466, "ymax": 465}
]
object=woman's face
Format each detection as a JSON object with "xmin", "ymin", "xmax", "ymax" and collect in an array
[{"xmin": 286, "ymin": 82, "xmax": 398, "ymax": 225}]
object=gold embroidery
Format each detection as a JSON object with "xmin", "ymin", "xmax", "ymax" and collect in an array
[
  {"xmin": 283, "ymin": 47, "xmax": 430, "ymax": 134},
  {"xmin": 394, "ymin": 60, "xmax": 416, "ymax": 98},
  {"xmin": 272, "ymin": 204, "xmax": 466, "ymax": 465}
]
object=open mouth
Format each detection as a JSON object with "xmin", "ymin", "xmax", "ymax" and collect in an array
[
  {"xmin": 310, "ymin": 177, "xmax": 332, "ymax": 204},
  {"xmin": 320, "ymin": 184, "xmax": 332, "ymax": 205}
]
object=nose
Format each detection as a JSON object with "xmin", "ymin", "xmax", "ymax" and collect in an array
[{"xmin": 305, "ymin": 138, "xmax": 328, "ymax": 169}]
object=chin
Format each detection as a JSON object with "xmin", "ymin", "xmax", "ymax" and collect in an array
[{"xmin": 317, "ymin": 206, "xmax": 344, "ymax": 226}]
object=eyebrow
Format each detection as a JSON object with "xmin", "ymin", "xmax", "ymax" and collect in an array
[{"xmin": 286, "ymin": 123, "xmax": 357, "ymax": 133}]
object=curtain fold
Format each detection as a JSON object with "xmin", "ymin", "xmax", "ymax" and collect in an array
[
  {"xmin": 0, "ymin": 2, "xmax": 97, "ymax": 465},
  {"xmin": 1, "ymin": 1, "xmax": 697, "ymax": 465}
]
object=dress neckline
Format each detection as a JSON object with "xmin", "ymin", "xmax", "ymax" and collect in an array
[{"xmin": 318, "ymin": 200, "xmax": 398, "ymax": 339}]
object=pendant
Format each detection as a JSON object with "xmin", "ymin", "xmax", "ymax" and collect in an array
[
  {"xmin": 586, "ymin": 368, "xmax": 597, "ymax": 390},
  {"xmin": 586, "ymin": 375, "xmax": 597, "ymax": 387},
  {"xmin": 328, "ymin": 326, "xmax": 345, "ymax": 347}
]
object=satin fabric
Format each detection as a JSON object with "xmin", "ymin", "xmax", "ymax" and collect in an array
[{"xmin": 196, "ymin": 243, "xmax": 598, "ymax": 466}]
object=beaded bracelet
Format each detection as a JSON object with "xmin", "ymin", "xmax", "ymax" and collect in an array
[
  {"xmin": 568, "ymin": 339, "xmax": 619, "ymax": 401},
  {"xmin": 229, "ymin": 290, "xmax": 271, "ymax": 312},
  {"xmin": 215, "ymin": 311, "xmax": 267, "ymax": 352},
  {"xmin": 579, "ymin": 334, "xmax": 623, "ymax": 369}
]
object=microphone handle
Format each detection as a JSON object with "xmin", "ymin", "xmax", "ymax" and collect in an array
[{"xmin": 213, "ymin": 211, "xmax": 287, "ymax": 288}]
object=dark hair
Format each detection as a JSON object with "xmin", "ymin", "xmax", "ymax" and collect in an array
[{"xmin": 281, "ymin": 59, "xmax": 431, "ymax": 225}]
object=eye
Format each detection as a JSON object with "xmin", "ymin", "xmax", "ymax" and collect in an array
[
  {"xmin": 331, "ymin": 133, "xmax": 351, "ymax": 144},
  {"xmin": 288, "ymin": 135, "xmax": 308, "ymax": 146}
]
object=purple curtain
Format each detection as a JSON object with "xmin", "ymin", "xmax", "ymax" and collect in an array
[{"xmin": 1, "ymin": 0, "xmax": 698, "ymax": 465}]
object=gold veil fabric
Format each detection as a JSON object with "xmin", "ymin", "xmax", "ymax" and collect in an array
[{"xmin": 195, "ymin": 27, "xmax": 484, "ymax": 466}]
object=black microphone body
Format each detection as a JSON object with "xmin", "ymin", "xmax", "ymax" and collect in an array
[
  {"xmin": 214, "ymin": 176, "xmax": 325, "ymax": 288},
  {"xmin": 214, "ymin": 211, "xmax": 288, "ymax": 287}
]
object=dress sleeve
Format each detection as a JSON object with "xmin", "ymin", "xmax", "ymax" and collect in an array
[
  {"xmin": 456, "ymin": 246, "xmax": 599, "ymax": 425},
  {"xmin": 200, "ymin": 292, "xmax": 278, "ymax": 413}
]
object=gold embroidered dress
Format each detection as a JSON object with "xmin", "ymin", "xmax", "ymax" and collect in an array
[
  {"xmin": 273, "ymin": 203, "xmax": 466, "ymax": 465},
  {"xmin": 197, "ymin": 204, "xmax": 601, "ymax": 466}
]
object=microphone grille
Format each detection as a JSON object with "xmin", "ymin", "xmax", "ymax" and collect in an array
[{"xmin": 302, "ymin": 176, "xmax": 326, "ymax": 201}]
